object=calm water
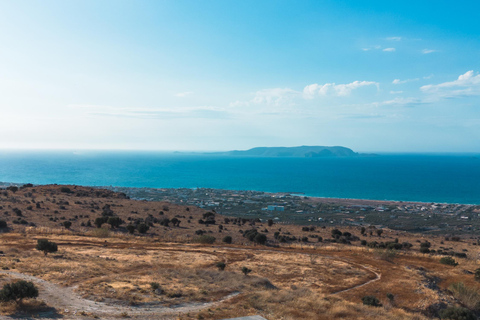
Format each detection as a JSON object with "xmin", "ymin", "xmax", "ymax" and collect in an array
[{"xmin": 0, "ymin": 151, "xmax": 479, "ymax": 204}]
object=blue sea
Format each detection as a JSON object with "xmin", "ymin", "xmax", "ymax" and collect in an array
[{"xmin": 0, "ymin": 151, "xmax": 479, "ymax": 204}]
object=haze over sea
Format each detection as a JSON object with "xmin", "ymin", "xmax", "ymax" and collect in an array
[{"xmin": 0, "ymin": 151, "xmax": 479, "ymax": 205}]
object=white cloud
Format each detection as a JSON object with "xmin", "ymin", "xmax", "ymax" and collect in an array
[
  {"xmin": 303, "ymin": 81, "xmax": 378, "ymax": 99},
  {"xmin": 386, "ymin": 37, "xmax": 402, "ymax": 41},
  {"xmin": 420, "ymin": 70, "xmax": 480, "ymax": 97},
  {"xmin": 422, "ymin": 49, "xmax": 437, "ymax": 54},
  {"xmin": 251, "ymin": 88, "xmax": 299, "ymax": 106},
  {"xmin": 392, "ymin": 78, "xmax": 419, "ymax": 85},
  {"xmin": 383, "ymin": 48, "xmax": 396, "ymax": 52},
  {"xmin": 175, "ymin": 91, "xmax": 193, "ymax": 97}
]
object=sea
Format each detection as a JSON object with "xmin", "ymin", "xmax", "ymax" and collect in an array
[{"xmin": 0, "ymin": 150, "xmax": 479, "ymax": 204}]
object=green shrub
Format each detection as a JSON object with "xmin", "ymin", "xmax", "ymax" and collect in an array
[
  {"xmin": 126, "ymin": 224, "xmax": 136, "ymax": 234},
  {"xmin": 362, "ymin": 295, "xmax": 381, "ymax": 307},
  {"xmin": 150, "ymin": 282, "xmax": 160, "ymax": 291},
  {"xmin": 60, "ymin": 187, "xmax": 72, "ymax": 193},
  {"xmin": 241, "ymin": 266, "xmax": 252, "ymax": 276},
  {"xmin": 107, "ymin": 216, "xmax": 123, "ymax": 228},
  {"xmin": 0, "ymin": 280, "xmax": 38, "ymax": 302},
  {"xmin": 0, "ymin": 220, "xmax": 7, "ymax": 229},
  {"xmin": 194, "ymin": 235, "xmax": 216, "ymax": 244},
  {"xmin": 137, "ymin": 223, "xmax": 149, "ymax": 234},
  {"xmin": 439, "ymin": 306, "xmax": 476, "ymax": 320},
  {"xmin": 254, "ymin": 233, "xmax": 267, "ymax": 245},
  {"xmin": 222, "ymin": 235, "xmax": 232, "ymax": 244},
  {"xmin": 35, "ymin": 239, "xmax": 58, "ymax": 256},
  {"xmin": 63, "ymin": 221, "xmax": 72, "ymax": 229},
  {"xmin": 216, "ymin": 262, "xmax": 226, "ymax": 271},
  {"xmin": 440, "ymin": 256, "xmax": 458, "ymax": 266},
  {"xmin": 386, "ymin": 293, "xmax": 394, "ymax": 302},
  {"xmin": 420, "ymin": 247, "xmax": 431, "ymax": 254}
]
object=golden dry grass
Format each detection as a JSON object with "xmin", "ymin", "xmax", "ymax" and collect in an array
[{"xmin": 0, "ymin": 185, "xmax": 479, "ymax": 319}]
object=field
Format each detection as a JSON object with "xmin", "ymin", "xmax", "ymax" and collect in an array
[{"xmin": 0, "ymin": 185, "xmax": 479, "ymax": 319}]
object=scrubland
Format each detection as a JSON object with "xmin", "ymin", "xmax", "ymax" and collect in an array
[{"xmin": 0, "ymin": 185, "xmax": 478, "ymax": 319}]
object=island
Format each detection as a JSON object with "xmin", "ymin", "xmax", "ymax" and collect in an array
[{"xmin": 211, "ymin": 145, "xmax": 370, "ymax": 157}]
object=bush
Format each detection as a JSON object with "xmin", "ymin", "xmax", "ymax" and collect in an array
[
  {"xmin": 420, "ymin": 247, "xmax": 431, "ymax": 254},
  {"xmin": 63, "ymin": 221, "xmax": 72, "ymax": 229},
  {"xmin": 375, "ymin": 249, "xmax": 397, "ymax": 262},
  {"xmin": 439, "ymin": 306, "xmax": 476, "ymax": 320},
  {"xmin": 362, "ymin": 295, "xmax": 381, "ymax": 307},
  {"xmin": 0, "ymin": 280, "xmax": 38, "ymax": 302},
  {"xmin": 137, "ymin": 223, "xmax": 149, "ymax": 234},
  {"xmin": 94, "ymin": 217, "xmax": 108, "ymax": 228},
  {"xmin": 440, "ymin": 256, "xmax": 458, "ymax": 266},
  {"xmin": 90, "ymin": 227, "xmax": 110, "ymax": 238},
  {"xmin": 216, "ymin": 262, "xmax": 226, "ymax": 271},
  {"xmin": 448, "ymin": 282, "xmax": 480, "ymax": 310},
  {"xmin": 107, "ymin": 217, "xmax": 123, "ymax": 228},
  {"xmin": 241, "ymin": 266, "xmax": 252, "ymax": 276},
  {"xmin": 222, "ymin": 236, "xmax": 232, "ymax": 244},
  {"xmin": 35, "ymin": 239, "xmax": 58, "ymax": 256},
  {"xmin": 126, "ymin": 224, "xmax": 135, "ymax": 234},
  {"xmin": 475, "ymin": 268, "xmax": 480, "ymax": 281},
  {"xmin": 194, "ymin": 235, "xmax": 216, "ymax": 244},
  {"xmin": 60, "ymin": 187, "xmax": 72, "ymax": 193},
  {"xmin": 150, "ymin": 282, "xmax": 160, "ymax": 291},
  {"xmin": 386, "ymin": 293, "xmax": 394, "ymax": 302},
  {"xmin": 254, "ymin": 233, "xmax": 267, "ymax": 245},
  {"xmin": 0, "ymin": 220, "xmax": 7, "ymax": 229}
]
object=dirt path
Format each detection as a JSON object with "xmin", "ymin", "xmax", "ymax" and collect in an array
[
  {"xmin": 0, "ymin": 270, "xmax": 239, "ymax": 319},
  {"xmin": 331, "ymin": 263, "xmax": 381, "ymax": 295}
]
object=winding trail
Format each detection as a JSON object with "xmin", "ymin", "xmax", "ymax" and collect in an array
[
  {"xmin": 0, "ymin": 270, "xmax": 239, "ymax": 319},
  {"xmin": 0, "ymin": 244, "xmax": 383, "ymax": 318},
  {"xmin": 331, "ymin": 262, "xmax": 381, "ymax": 295}
]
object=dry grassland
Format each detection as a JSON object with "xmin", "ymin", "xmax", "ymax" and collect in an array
[{"xmin": 0, "ymin": 185, "xmax": 478, "ymax": 319}]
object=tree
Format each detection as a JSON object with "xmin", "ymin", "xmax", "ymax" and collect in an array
[
  {"xmin": 107, "ymin": 216, "xmax": 123, "ymax": 228},
  {"xmin": 360, "ymin": 227, "xmax": 366, "ymax": 235},
  {"xmin": 267, "ymin": 219, "xmax": 274, "ymax": 227},
  {"xmin": 94, "ymin": 217, "xmax": 107, "ymax": 228},
  {"xmin": 376, "ymin": 229, "xmax": 383, "ymax": 237},
  {"xmin": 36, "ymin": 239, "xmax": 58, "ymax": 256},
  {"xmin": 254, "ymin": 233, "xmax": 267, "ymax": 245},
  {"xmin": 216, "ymin": 262, "xmax": 226, "ymax": 271},
  {"xmin": 137, "ymin": 223, "xmax": 149, "ymax": 234},
  {"xmin": 0, "ymin": 280, "xmax": 38, "ymax": 302},
  {"xmin": 126, "ymin": 224, "xmax": 136, "ymax": 234},
  {"xmin": 222, "ymin": 235, "xmax": 232, "ymax": 244},
  {"xmin": 171, "ymin": 217, "xmax": 181, "ymax": 227},
  {"xmin": 160, "ymin": 218, "xmax": 170, "ymax": 227},
  {"xmin": 63, "ymin": 221, "xmax": 72, "ymax": 229},
  {"xmin": 241, "ymin": 266, "xmax": 252, "ymax": 276}
]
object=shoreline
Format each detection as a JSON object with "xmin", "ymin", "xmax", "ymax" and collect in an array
[{"xmin": 1, "ymin": 181, "xmax": 477, "ymax": 206}]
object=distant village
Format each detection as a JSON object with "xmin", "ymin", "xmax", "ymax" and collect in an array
[{"xmin": 105, "ymin": 186, "xmax": 480, "ymax": 235}]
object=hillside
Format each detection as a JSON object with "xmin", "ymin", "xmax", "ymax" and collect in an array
[
  {"xmin": 0, "ymin": 184, "xmax": 478, "ymax": 319},
  {"xmin": 217, "ymin": 146, "xmax": 362, "ymax": 157}
]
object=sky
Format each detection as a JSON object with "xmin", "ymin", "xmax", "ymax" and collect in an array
[{"xmin": 0, "ymin": 0, "xmax": 479, "ymax": 152}]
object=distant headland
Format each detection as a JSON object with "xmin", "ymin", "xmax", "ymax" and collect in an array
[{"xmin": 208, "ymin": 146, "xmax": 376, "ymax": 157}]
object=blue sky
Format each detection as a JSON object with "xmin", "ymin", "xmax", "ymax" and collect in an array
[{"xmin": 0, "ymin": 0, "xmax": 479, "ymax": 152}]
